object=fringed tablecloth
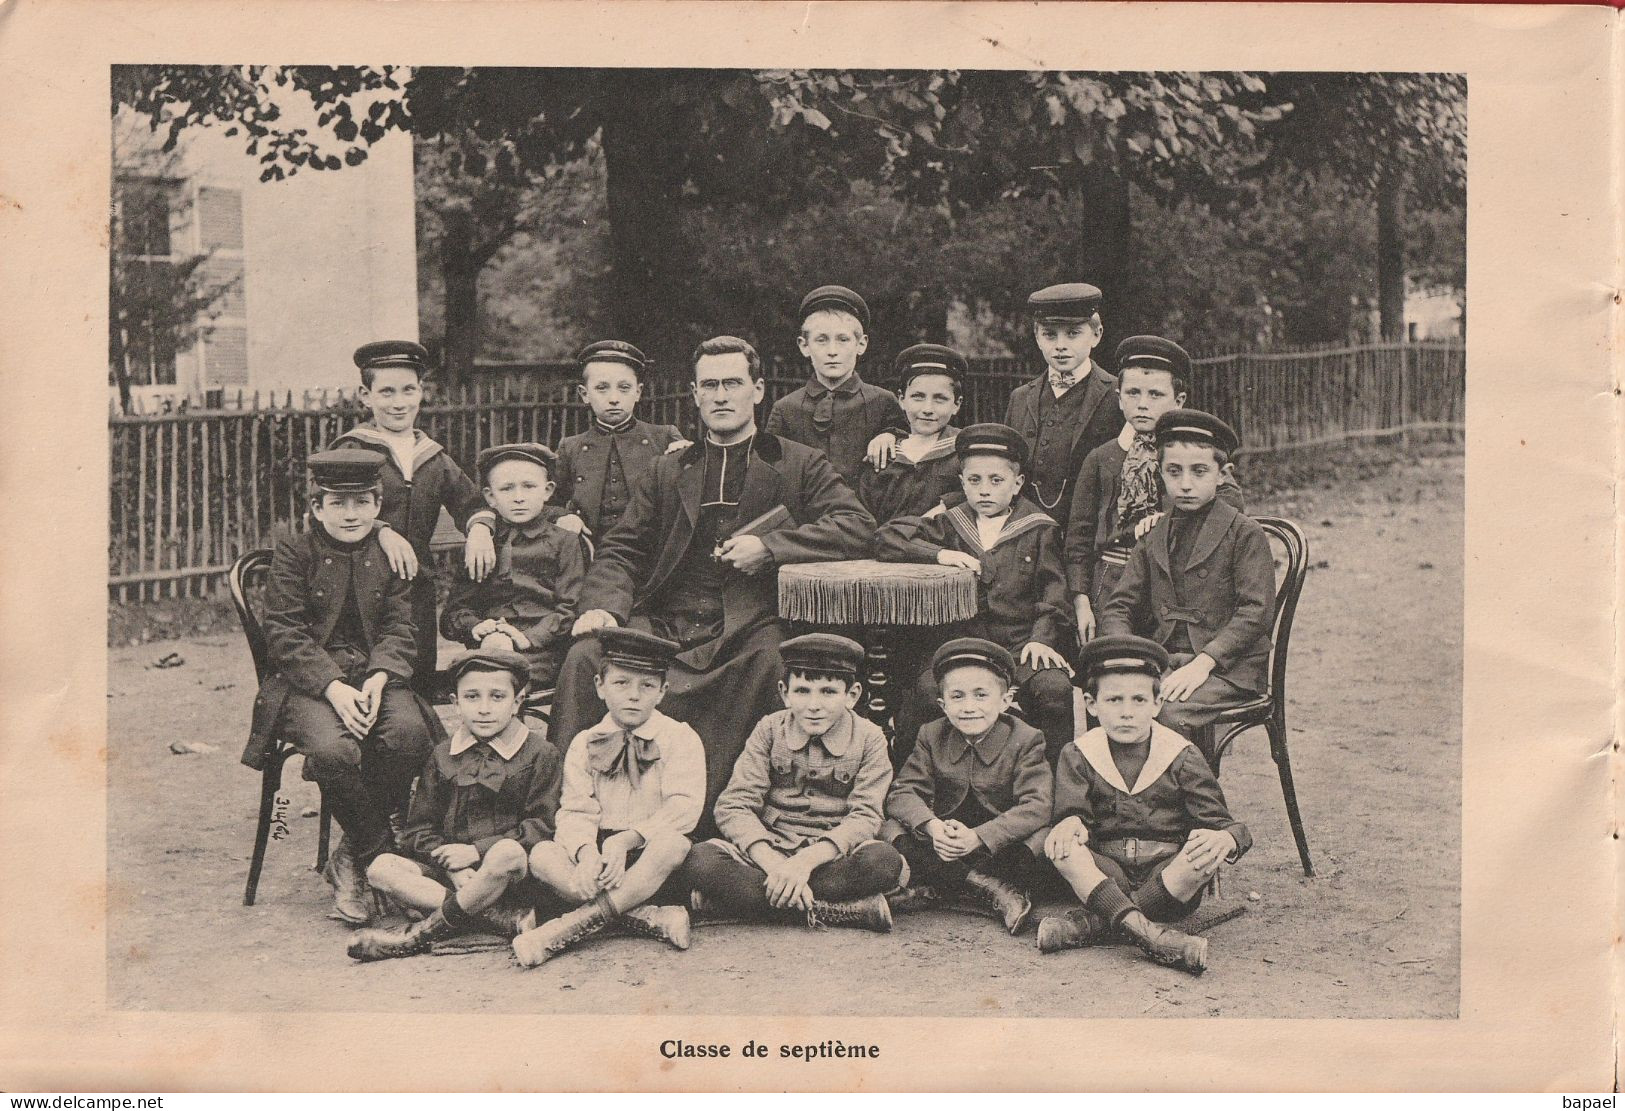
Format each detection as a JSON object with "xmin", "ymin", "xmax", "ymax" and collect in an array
[{"xmin": 778, "ymin": 560, "xmax": 978, "ymax": 626}]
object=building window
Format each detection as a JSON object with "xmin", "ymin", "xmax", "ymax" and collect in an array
[{"xmin": 112, "ymin": 176, "xmax": 181, "ymax": 387}]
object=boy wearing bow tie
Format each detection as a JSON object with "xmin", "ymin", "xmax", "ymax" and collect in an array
[
  {"xmin": 347, "ymin": 649, "xmax": 562, "ymax": 961},
  {"xmin": 515, "ymin": 628, "xmax": 704, "ymax": 965}
]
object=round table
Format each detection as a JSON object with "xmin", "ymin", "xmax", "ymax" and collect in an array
[{"xmin": 778, "ymin": 559, "xmax": 978, "ymax": 739}]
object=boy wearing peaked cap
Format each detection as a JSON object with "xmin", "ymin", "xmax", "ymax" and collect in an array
[
  {"xmin": 882, "ymin": 638, "xmax": 1052, "ymax": 935},
  {"xmin": 330, "ymin": 340, "xmax": 500, "ymax": 696},
  {"xmin": 1000, "ymin": 284, "xmax": 1125, "ymax": 532},
  {"xmin": 243, "ymin": 449, "xmax": 438, "ymax": 925},
  {"xmin": 1038, "ymin": 636, "xmax": 1251, "ymax": 974},
  {"xmin": 875, "ymin": 423, "xmax": 1076, "ymax": 765},
  {"xmin": 857, "ymin": 343, "xmax": 966, "ymax": 524},
  {"xmin": 765, "ymin": 285, "xmax": 907, "ymax": 488},
  {"xmin": 553, "ymin": 340, "xmax": 690, "ymax": 540},
  {"xmin": 1066, "ymin": 337, "xmax": 1245, "ymax": 640},
  {"xmin": 515, "ymin": 629, "xmax": 703, "ymax": 965},
  {"xmin": 347, "ymin": 648, "xmax": 563, "ymax": 961},
  {"xmin": 440, "ymin": 442, "xmax": 587, "ymax": 693},
  {"xmin": 683, "ymin": 634, "xmax": 906, "ymax": 933},
  {"xmin": 1098, "ymin": 410, "xmax": 1276, "ymax": 759}
]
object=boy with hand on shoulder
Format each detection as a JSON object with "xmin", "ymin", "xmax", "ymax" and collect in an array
[
  {"xmin": 882, "ymin": 638, "xmax": 1052, "ymax": 935},
  {"xmin": 553, "ymin": 340, "xmax": 690, "ymax": 540},
  {"xmin": 331, "ymin": 340, "xmax": 499, "ymax": 695},
  {"xmin": 1098, "ymin": 410, "xmax": 1275, "ymax": 756},
  {"xmin": 440, "ymin": 442, "xmax": 586, "ymax": 693},
  {"xmin": 244, "ymin": 449, "xmax": 438, "ymax": 924},
  {"xmin": 1067, "ymin": 336, "xmax": 1243, "ymax": 640},
  {"xmin": 857, "ymin": 343, "xmax": 965, "ymax": 524},
  {"xmin": 683, "ymin": 634, "xmax": 906, "ymax": 933},
  {"xmin": 875, "ymin": 423, "xmax": 1076, "ymax": 764},
  {"xmin": 1038, "ymin": 636, "xmax": 1251, "ymax": 974},
  {"xmin": 766, "ymin": 285, "xmax": 906, "ymax": 489},
  {"xmin": 347, "ymin": 648, "xmax": 564, "ymax": 960},
  {"xmin": 514, "ymin": 629, "xmax": 704, "ymax": 966}
]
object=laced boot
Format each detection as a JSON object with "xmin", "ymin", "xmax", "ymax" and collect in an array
[
  {"xmin": 614, "ymin": 905, "xmax": 692, "ymax": 950},
  {"xmin": 886, "ymin": 885, "xmax": 945, "ymax": 915},
  {"xmin": 322, "ymin": 836, "xmax": 372, "ymax": 925},
  {"xmin": 347, "ymin": 906, "xmax": 458, "ymax": 961},
  {"xmin": 511, "ymin": 895, "xmax": 617, "ymax": 967},
  {"xmin": 962, "ymin": 868, "xmax": 1035, "ymax": 935},
  {"xmin": 1036, "ymin": 908, "xmax": 1111, "ymax": 953},
  {"xmin": 479, "ymin": 896, "xmax": 538, "ymax": 939},
  {"xmin": 1117, "ymin": 909, "xmax": 1208, "ymax": 974},
  {"xmin": 807, "ymin": 893, "xmax": 893, "ymax": 933}
]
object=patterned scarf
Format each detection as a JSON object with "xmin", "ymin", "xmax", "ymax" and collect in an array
[{"xmin": 1114, "ymin": 431, "xmax": 1162, "ymax": 538}]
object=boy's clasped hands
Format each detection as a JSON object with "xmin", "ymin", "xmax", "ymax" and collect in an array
[
  {"xmin": 924, "ymin": 817, "xmax": 983, "ymax": 861},
  {"xmin": 324, "ymin": 670, "xmax": 392, "ymax": 739}
]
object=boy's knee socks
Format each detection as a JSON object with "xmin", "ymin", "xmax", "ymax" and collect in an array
[{"xmin": 1084, "ymin": 878, "xmax": 1137, "ymax": 926}]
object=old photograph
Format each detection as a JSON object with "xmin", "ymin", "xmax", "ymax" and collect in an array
[{"xmin": 102, "ymin": 61, "xmax": 1467, "ymax": 1020}]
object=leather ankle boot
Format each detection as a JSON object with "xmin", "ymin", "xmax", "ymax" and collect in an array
[
  {"xmin": 322, "ymin": 837, "xmax": 372, "ymax": 925},
  {"xmin": 479, "ymin": 896, "xmax": 538, "ymax": 939},
  {"xmin": 1117, "ymin": 909, "xmax": 1208, "ymax": 974},
  {"xmin": 962, "ymin": 868, "xmax": 1035, "ymax": 935},
  {"xmin": 615, "ymin": 905, "xmax": 692, "ymax": 950},
  {"xmin": 347, "ymin": 906, "xmax": 457, "ymax": 961},
  {"xmin": 1036, "ymin": 908, "xmax": 1110, "ymax": 953},
  {"xmin": 808, "ymin": 893, "xmax": 893, "ymax": 933},
  {"xmin": 511, "ymin": 897, "xmax": 616, "ymax": 967}
]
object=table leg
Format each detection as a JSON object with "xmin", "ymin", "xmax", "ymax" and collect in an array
[{"xmin": 862, "ymin": 626, "xmax": 895, "ymax": 748}]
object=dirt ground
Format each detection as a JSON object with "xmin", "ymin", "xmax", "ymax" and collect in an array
[{"xmin": 106, "ymin": 448, "xmax": 1461, "ymax": 1018}]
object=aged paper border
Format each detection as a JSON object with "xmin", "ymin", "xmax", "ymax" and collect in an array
[{"xmin": 0, "ymin": 0, "xmax": 1617, "ymax": 1092}]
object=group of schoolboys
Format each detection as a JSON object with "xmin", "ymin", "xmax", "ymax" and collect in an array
[{"xmin": 246, "ymin": 280, "xmax": 1272, "ymax": 977}]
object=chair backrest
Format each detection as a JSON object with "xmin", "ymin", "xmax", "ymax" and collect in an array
[
  {"xmin": 1252, "ymin": 517, "xmax": 1309, "ymax": 704},
  {"xmin": 228, "ymin": 548, "xmax": 275, "ymax": 684}
]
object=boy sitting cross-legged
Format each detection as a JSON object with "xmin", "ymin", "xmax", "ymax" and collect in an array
[
  {"xmin": 514, "ymin": 628, "xmax": 704, "ymax": 966},
  {"xmin": 882, "ymin": 638, "xmax": 1053, "ymax": 935},
  {"xmin": 874, "ymin": 422, "xmax": 1075, "ymax": 764},
  {"xmin": 440, "ymin": 442, "xmax": 586, "ymax": 693},
  {"xmin": 347, "ymin": 647, "xmax": 564, "ymax": 960},
  {"xmin": 1097, "ymin": 409, "xmax": 1275, "ymax": 757},
  {"xmin": 682, "ymin": 634, "xmax": 906, "ymax": 933},
  {"xmin": 1037, "ymin": 635, "xmax": 1252, "ymax": 974}
]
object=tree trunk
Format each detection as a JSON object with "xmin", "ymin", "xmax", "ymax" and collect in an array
[
  {"xmin": 1376, "ymin": 168, "xmax": 1407, "ymax": 341},
  {"xmin": 1077, "ymin": 164, "xmax": 1139, "ymax": 360},
  {"xmin": 439, "ymin": 208, "xmax": 482, "ymax": 389},
  {"xmin": 596, "ymin": 70, "xmax": 687, "ymax": 372}
]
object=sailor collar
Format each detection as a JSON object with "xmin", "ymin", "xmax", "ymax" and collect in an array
[
  {"xmin": 944, "ymin": 498, "xmax": 1056, "ymax": 554},
  {"xmin": 1072, "ymin": 721, "xmax": 1192, "ymax": 795}
]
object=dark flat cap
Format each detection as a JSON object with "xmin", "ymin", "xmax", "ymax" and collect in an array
[
  {"xmin": 307, "ymin": 447, "xmax": 386, "ymax": 492},
  {"xmin": 1027, "ymin": 283, "xmax": 1103, "ymax": 322},
  {"xmin": 1154, "ymin": 408, "xmax": 1240, "ymax": 456},
  {"xmin": 1077, "ymin": 634, "xmax": 1170, "ymax": 681},
  {"xmin": 353, "ymin": 340, "xmax": 430, "ymax": 373},
  {"xmin": 780, "ymin": 632, "xmax": 865, "ymax": 677},
  {"xmin": 893, "ymin": 343, "xmax": 968, "ymax": 390},
  {"xmin": 596, "ymin": 627, "xmax": 681, "ymax": 675},
  {"xmin": 1115, "ymin": 335, "xmax": 1192, "ymax": 379},
  {"xmin": 476, "ymin": 441, "xmax": 559, "ymax": 481},
  {"xmin": 956, "ymin": 422, "xmax": 1029, "ymax": 473},
  {"xmin": 576, "ymin": 339, "xmax": 649, "ymax": 375},
  {"xmin": 931, "ymin": 637, "xmax": 1016, "ymax": 686},
  {"xmin": 446, "ymin": 647, "xmax": 533, "ymax": 688},
  {"xmin": 798, "ymin": 285, "xmax": 870, "ymax": 331}
]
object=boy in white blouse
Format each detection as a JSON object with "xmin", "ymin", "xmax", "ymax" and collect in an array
[{"xmin": 513, "ymin": 628, "xmax": 704, "ymax": 966}]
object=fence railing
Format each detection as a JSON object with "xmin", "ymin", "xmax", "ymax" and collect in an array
[{"xmin": 108, "ymin": 340, "xmax": 1462, "ymax": 601}]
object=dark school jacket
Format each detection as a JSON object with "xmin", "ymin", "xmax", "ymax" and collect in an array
[
  {"xmin": 1002, "ymin": 363, "xmax": 1122, "ymax": 510},
  {"xmin": 1098, "ymin": 499, "xmax": 1275, "ymax": 694},
  {"xmin": 398, "ymin": 723, "xmax": 565, "ymax": 858},
  {"xmin": 553, "ymin": 418, "xmax": 685, "ymax": 536},
  {"xmin": 329, "ymin": 424, "xmax": 495, "ymax": 565},
  {"xmin": 857, "ymin": 431, "xmax": 961, "ymax": 524},
  {"xmin": 884, "ymin": 714, "xmax": 1053, "ymax": 854},
  {"xmin": 873, "ymin": 498, "xmax": 1073, "ymax": 654},
  {"xmin": 765, "ymin": 374, "xmax": 907, "ymax": 488},
  {"xmin": 1044, "ymin": 723, "xmax": 1251, "ymax": 857},
  {"xmin": 242, "ymin": 526, "xmax": 420, "ymax": 770},
  {"xmin": 440, "ymin": 517, "xmax": 587, "ymax": 651},
  {"xmin": 1064, "ymin": 433, "xmax": 1247, "ymax": 597},
  {"xmin": 577, "ymin": 432, "xmax": 876, "ymax": 672}
]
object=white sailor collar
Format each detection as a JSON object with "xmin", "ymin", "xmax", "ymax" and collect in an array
[
  {"xmin": 1072, "ymin": 721, "xmax": 1192, "ymax": 795},
  {"xmin": 944, "ymin": 498, "xmax": 1056, "ymax": 554},
  {"xmin": 448, "ymin": 719, "xmax": 531, "ymax": 761},
  {"xmin": 339, "ymin": 423, "xmax": 445, "ymax": 470},
  {"xmin": 1117, "ymin": 422, "xmax": 1137, "ymax": 450}
]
